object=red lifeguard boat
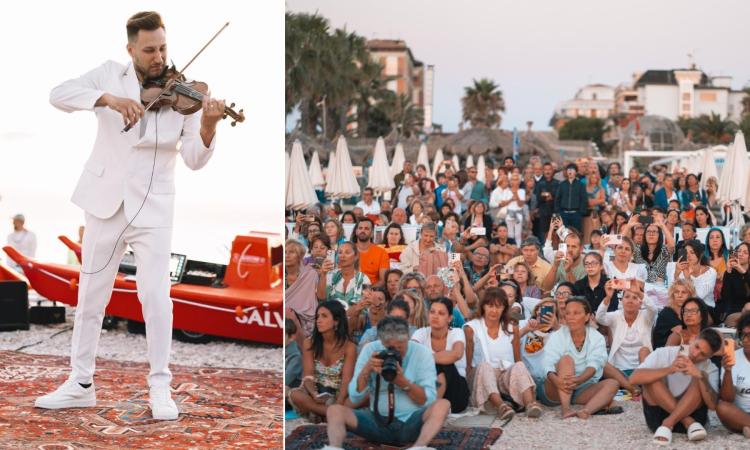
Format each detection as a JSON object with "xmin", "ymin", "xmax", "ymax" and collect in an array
[{"xmin": 3, "ymin": 233, "xmax": 283, "ymax": 345}]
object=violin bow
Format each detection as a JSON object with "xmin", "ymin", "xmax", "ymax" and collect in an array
[{"xmin": 122, "ymin": 22, "xmax": 231, "ymax": 133}]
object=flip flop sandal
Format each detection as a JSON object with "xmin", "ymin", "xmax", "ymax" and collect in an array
[
  {"xmin": 497, "ymin": 403, "xmax": 516, "ymax": 426},
  {"xmin": 687, "ymin": 422, "xmax": 707, "ymax": 442},
  {"xmin": 652, "ymin": 425, "xmax": 672, "ymax": 446},
  {"xmin": 526, "ymin": 403, "xmax": 543, "ymax": 418}
]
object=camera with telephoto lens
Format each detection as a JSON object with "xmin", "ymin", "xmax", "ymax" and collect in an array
[{"xmin": 377, "ymin": 347, "xmax": 402, "ymax": 382}]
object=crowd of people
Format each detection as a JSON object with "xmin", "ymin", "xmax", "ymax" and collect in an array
[{"xmin": 285, "ymin": 154, "xmax": 750, "ymax": 448}]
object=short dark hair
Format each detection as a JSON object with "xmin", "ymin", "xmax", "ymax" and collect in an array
[
  {"xmin": 737, "ymin": 311, "xmax": 750, "ymax": 339},
  {"xmin": 698, "ymin": 328, "xmax": 723, "ymax": 354},
  {"xmin": 565, "ymin": 163, "xmax": 578, "ymax": 172},
  {"xmin": 429, "ymin": 297, "xmax": 454, "ymax": 317},
  {"xmin": 285, "ymin": 318, "xmax": 297, "ymax": 336},
  {"xmin": 126, "ymin": 11, "xmax": 165, "ymax": 43},
  {"xmin": 387, "ymin": 298, "xmax": 411, "ymax": 317}
]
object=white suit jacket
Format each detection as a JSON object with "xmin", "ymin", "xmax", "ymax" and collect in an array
[{"xmin": 50, "ymin": 60, "xmax": 216, "ymax": 228}]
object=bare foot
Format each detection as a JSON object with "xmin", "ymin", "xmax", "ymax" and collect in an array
[
  {"xmin": 561, "ymin": 408, "xmax": 578, "ymax": 419},
  {"xmin": 576, "ymin": 408, "xmax": 591, "ymax": 420},
  {"xmin": 743, "ymin": 426, "xmax": 750, "ymax": 439}
]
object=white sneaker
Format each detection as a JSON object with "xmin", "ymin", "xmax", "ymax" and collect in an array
[
  {"xmin": 149, "ymin": 386, "xmax": 178, "ymax": 420},
  {"xmin": 35, "ymin": 379, "xmax": 96, "ymax": 409}
]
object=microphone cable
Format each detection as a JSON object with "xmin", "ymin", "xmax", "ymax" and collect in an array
[{"xmin": 80, "ymin": 110, "xmax": 160, "ymax": 275}]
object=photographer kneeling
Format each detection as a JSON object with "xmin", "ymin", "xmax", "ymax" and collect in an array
[{"xmin": 325, "ymin": 316, "xmax": 450, "ymax": 450}]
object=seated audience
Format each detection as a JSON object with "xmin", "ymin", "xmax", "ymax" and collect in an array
[{"xmin": 716, "ymin": 312, "xmax": 750, "ymax": 439}]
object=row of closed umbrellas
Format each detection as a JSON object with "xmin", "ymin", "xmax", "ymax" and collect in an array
[{"xmin": 286, "ymin": 136, "xmax": 490, "ymax": 210}]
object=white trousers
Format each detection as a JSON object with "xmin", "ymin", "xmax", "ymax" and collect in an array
[
  {"xmin": 506, "ymin": 211, "xmax": 524, "ymax": 244},
  {"xmin": 69, "ymin": 204, "xmax": 173, "ymax": 388}
]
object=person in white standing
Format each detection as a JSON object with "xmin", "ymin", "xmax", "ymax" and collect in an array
[
  {"xmin": 6, "ymin": 214, "xmax": 36, "ymax": 272},
  {"xmin": 35, "ymin": 11, "xmax": 225, "ymax": 421}
]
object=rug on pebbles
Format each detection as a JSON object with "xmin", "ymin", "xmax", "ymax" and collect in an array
[
  {"xmin": 0, "ymin": 351, "xmax": 282, "ymax": 449},
  {"xmin": 285, "ymin": 424, "xmax": 502, "ymax": 450}
]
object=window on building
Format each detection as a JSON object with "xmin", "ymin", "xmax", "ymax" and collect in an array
[
  {"xmin": 682, "ymin": 93, "xmax": 691, "ymax": 101},
  {"xmin": 682, "ymin": 103, "xmax": 691, "ymax": 112},
  {"xmin": 592, "ymin": 93, "xmax": 597, "ymax": 100},
  {"xmin": 699, "ymin": 92, "xmax": 717, "ymax": 102}
]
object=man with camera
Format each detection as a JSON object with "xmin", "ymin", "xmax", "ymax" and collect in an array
[{"xmin": 325, "ymin": 317, "xmax": 450, "ymax": 449}]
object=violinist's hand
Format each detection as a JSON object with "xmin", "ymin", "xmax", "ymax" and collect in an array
[
  {"xmin": 201, "ymin": 95, "xmax": 225, "ymax": 132},
  {"xmin": 101, "ymin": 94, "xmax": 145, "ymax": 128}
]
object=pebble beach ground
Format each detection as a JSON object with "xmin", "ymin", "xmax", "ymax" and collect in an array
[
  {"xmin": 287, "ymin": 399, "xmax": 750, "ymax": 449},
  {"xmin": 0, "ymin": 306, "xmax": 282, "ymax": 372}
]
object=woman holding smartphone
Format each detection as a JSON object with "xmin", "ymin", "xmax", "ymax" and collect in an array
[
  {"xmin": 671, "ymin": 240, "xmax": 717, "ymax": 314},
  {"xmin": 461, "ymin": 201, "xmax": 493, "ymax": 252},
  {"xmin": 316, "ymin": 242, "xmax": 371, "ymax": 307},
  {"xmin": 601, "ymin": 235, "xmax": 647, "ymax": 291},
  {"xmin": 288, "ymin": 301, "xmax": 356, "ymax": 422},
  {"xmin": 540, "ymin": 297, "xmax": 619, "ymax": 419},
  {"xmin": 720, "ymin": 242, "xmax": 750, "ymax": 327},
  {"xmin": 464, "ymin": 288, "xmax": 542, "ymax": 420},
  {"xmin": 520, "ymin": 299, "xmax": 560, "ymax": 382}
]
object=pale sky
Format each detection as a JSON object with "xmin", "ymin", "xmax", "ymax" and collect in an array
[
  {"xmin": 287, "ymin": 0, "xmax": 750, "ymax": 132},
  {"xmin": 0, "ymin": 1, "xmax": 283, "ymax": 263}
]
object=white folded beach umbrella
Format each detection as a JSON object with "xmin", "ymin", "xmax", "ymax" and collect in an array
[
  {"xmin": 308, "ymin": 150, "xmax": 325, "ymax": 189},
  {"xmin": 368, "ymin": 137, "xmax": 395, "ymax": 195},
  {"xmin": 719, "ymin": 132, "xmax": 750, "ymax": 206},
  {"xmin": 687, "ymin": 153, "xmax": 701, "ymax": 175},
  {"xmin": 477, "ymin": 155, "xmax": 486, "ymax": 178},
  {"xmin": 285, "ymin": 151, "xmax": 290, "ymax": 182},
  {"xmin": 417, "ymin": 143, "xmax": 431, "ymax": 177},
  {"xmin": 698, "ymin": 147, "xmax": 718, "ymax": 190},
  {"xmin": 325, "ymin": 136, "xmax": 360, "ymax": 199},
  {"xmin": 390, "ymin": 143, "xmax": 406, "ymax": 177},
  {"xmin": 432, "ymin": 148, "xmax": 445, "ymax": 178},
  {"xmin": 324, "ymin": 151, "xmax": 336, "ymax": 182},
  {"xmin": 466, "ymin": 155, "xmax": 474, "ymax": 168},
  {"xmin": 286, "ymin": 140, "xmax": 319, "ymax": 210},
  {"xmin": 452, "ymin": 154, "xmax": 460, "ymax": 170}
]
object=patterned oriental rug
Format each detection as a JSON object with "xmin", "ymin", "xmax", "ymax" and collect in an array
[
  {"xmin": 0, "ymin": 351, "xmax": 282, "ymax": 449},
  {"xmin": 285, "ymin": 424, "xmax": 502, "ymax": 450}
]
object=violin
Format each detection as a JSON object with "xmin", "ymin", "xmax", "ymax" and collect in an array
[
  {"xmin": 122, "ymin": 22, "xmax": 244, "ymax": 133},
  {"xmin": 141, "ymin": 66, "xmax": 245, "ymax": 126}
]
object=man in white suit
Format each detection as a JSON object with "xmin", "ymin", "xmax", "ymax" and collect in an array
[{"xmin": 35, "ymin": 11, "xmax": 225, "ymax": 420}]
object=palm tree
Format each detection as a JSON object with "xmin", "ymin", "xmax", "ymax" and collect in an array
[
  {"xmin": 378, "ymin": 92, "xmax": 424, "ymax": 138},
  {"xmin": 691, "ymin": 113, "xmax": 737, "ymax": 144},
  {"xmin": 461, "ymin": 78, "xmax": 505, "ymax": 128},
  {"xmin": 741, "ymin": 86, "xmax": 750, "ymax": 116}
]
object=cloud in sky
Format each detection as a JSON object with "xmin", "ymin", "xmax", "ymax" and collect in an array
[{"xmin": 287, "ymin": 0, "xmax": 750, "ymax": 132}]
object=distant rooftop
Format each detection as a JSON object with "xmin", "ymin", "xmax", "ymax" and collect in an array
[
  {"xmin": 634, "ymin": 69, "xmax": 711, "ymax": 87},
  {"xmin": 367, "ymin": 39, "xmax": 420, "ymax": 65}
]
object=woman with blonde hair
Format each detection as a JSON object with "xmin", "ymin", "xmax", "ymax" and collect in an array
[
  {"xmin": 395, "ymin": 288, "xmax": 429, "ymax": 329},
  {"xmin": 511, "ymin": 260, "xmax": 542, "ymax": 299},
  {"xmin": 651, "ymin": 279, "xmax": 696, "ymax": 349}
]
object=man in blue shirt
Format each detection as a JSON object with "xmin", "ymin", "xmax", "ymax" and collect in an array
[{"xmin": 325, "ymin": 317, "xmax": 450, "ymax": 448}]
